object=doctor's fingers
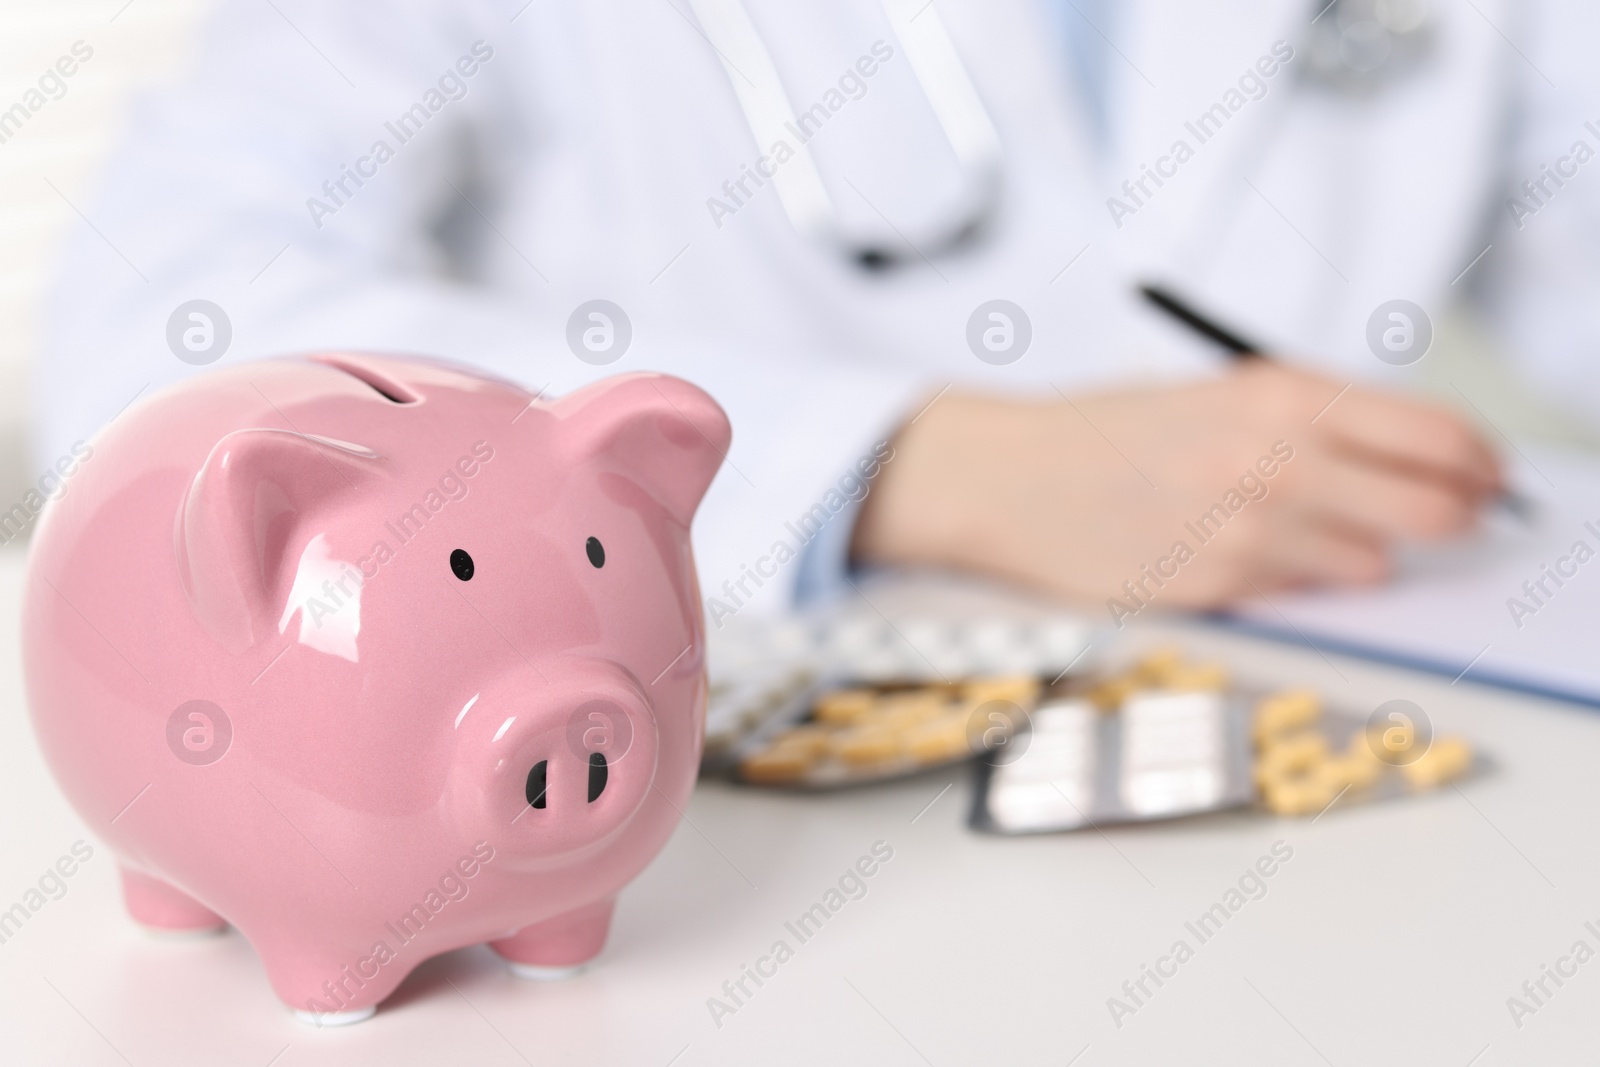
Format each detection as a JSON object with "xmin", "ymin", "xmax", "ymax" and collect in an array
[
  {"xmin": 1310, "ymin": 382, "xmax": 1502, "ymax": 494},
  {"xmin": 1131, "ymin": 507, "xmax": 1385, "ymax": 606},
  {"xmin": 1276, "ymin": 446, "xmax": 1483, "ymax": 543},
  {"xmin": 1247, "ymin": 514, "xmax": 1392, "ymax": 593}
]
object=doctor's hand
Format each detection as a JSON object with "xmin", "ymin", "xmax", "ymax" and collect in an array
[{"xmin": 851, "ymin": 362, "xmax": 1503, "ymax": 610}]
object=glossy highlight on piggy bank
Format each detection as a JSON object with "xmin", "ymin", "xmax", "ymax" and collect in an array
[{"xmin": 22, "ymin": 353, "xmax": 729, "ymax": 1023}]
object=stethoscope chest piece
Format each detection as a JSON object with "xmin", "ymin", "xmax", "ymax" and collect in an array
[{"xmin": 1301, "ymin": 0, "xmax": 1434, "ymax": 93}]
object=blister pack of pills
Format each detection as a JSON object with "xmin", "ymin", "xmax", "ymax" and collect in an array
[
  {"xmin": 729, "ymin": 675, "xmax": 1040, "ymax": 788},
  {"xmin": 703, "ymin": 577, "xmax": 1095, "ymax": 775},
  {"xmin": 969, "ymin": 649, "xmax": 1484, "ymax": 834}
]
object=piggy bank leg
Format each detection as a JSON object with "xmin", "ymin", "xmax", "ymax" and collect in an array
[
  {"xmin": 292, "ymin": 1005, "xmax": 377, "ymax": 1028},
  {"xmin": 491, "ymin": 898, "xmax": 614, "ymax": 980},
  {"xmin": 259, "ymin": 948, "xmax": 386, "ymax": 1027},
  {"xmin": 120, "ymin": 866, "xmax": 226, "ymax": 936}
]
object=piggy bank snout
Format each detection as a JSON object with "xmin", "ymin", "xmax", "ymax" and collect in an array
[{"xmin": 450, "ymin": 665, "xmax": 660, "ymax": 869}]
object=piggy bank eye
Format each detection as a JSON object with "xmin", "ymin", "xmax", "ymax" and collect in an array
[
  {"xmin": 585, "ymin": 537, "xmax": 605, "ymax": 568},
  {"xmin": 450, "ymin": 549, "xmax": 475, "ymax": 581}
]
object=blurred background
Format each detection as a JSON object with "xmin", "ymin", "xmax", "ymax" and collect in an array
[
  {"xmin": 0, "ymin": 0, "xmax": 206, "ymax": 517},
  {"xmin": 4, "ymin": 0, "xmax": 1600, "ymax": 536}
]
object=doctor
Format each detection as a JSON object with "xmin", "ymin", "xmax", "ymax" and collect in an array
[{"xmin": 39, "ymin": 0, "xmax": 1592, "ymax": 621}]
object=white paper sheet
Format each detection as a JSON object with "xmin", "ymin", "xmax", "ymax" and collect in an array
[{"xmin": 1225, "ymin": 446, "xmax": 1600, "ymax": 707}]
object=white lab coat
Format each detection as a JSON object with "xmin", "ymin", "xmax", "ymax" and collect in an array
[{"xmin": 36, "ymin": 0, "xmax": 1600, "ymax": 616}]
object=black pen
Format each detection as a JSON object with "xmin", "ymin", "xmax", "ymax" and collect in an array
[
  {"xmin": 1137, "ymin": 281, "xmax": 1536, "ymax": 522},
  {"xmin": 1139, "ymin": 283, "xmax": 1266, "ymax": 359}
]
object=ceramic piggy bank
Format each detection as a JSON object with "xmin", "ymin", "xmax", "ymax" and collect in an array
[{"xmin": 22, "ymin": 353, "xmax": 728, "ymax": 1023}]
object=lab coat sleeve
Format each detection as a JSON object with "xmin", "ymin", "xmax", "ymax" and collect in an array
[
  {"xmin": 1478, "ymin": 0, "xmax": 1600, "ymax": 420},
  {"xmin": 791, "ymin": 494, "xmax": 866, "ymax": 607},
  {"xmin": 35, "ymin": 0, "xmax": 927, "ymax": 616}
]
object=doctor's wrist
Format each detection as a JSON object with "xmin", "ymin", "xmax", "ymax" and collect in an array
[{"xmin": 850, "ymin": 390, "xmax": 1058, "ymax": 576}]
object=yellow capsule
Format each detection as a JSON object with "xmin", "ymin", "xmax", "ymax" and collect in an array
[
  {"xmin": 962, "ymin": 675, "xmax": 1041, "ymax": 707},
  {"xmin": 1086, "ymin": 677, "xmax": 1137, "ymax": 712},
  {"xmin": 1315, "ymin": 754, "xmax": 1382, "ymax": 791},
  {"xmin": 1132, "ymin": 647, "xmax": 1186, "ymax": 684},
  {"xmin": 1346, "ymin": 731, "xmax": 1384, "ymax": 764},
  {"xmin": 905, "ymin": 716, "xmax": 971, "ymax": 764},
  {"xmin": 1366, "ymin": 721, "xmax": 1420, "ymax": 763},
  {"xmin": 832, "ymin": 725, "xmax": 903, "ymax": 767},
  {"xmin": 1402, "ymin": 736, "xmax": 1473, "ymax": 788},
  {"xmin": 740, "ymin": 745, "xmax": 814, "ymax": 784},
  {"xmin": 1261, "ymin": 774, "xmax": 1337, "ymax": 816},
  {"xmin": 769, "ymin": 727, "xmax": 831, "ymax": 761},
  {"xmin": 874, "ymin": 690, "xmax": 951, "ymax": 728},
  {"xmin": 813, "ymin": 688, "xmax": 877, "ymax": 725},
  {"xmin": 1162, "ymin": 663, "xmax": 1230, "ymax": 692},
  {"xmin": 1252, "ymin": 689, "xmax": 1321, "ymax": 743},
  {"xmin": 1256, "ymin": 731, "xmax": 1328, "ymax": 779}
]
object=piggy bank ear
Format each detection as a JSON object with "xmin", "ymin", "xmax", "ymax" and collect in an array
[
  {"xmin": 554, "ymin": 374, "xmax": 730, "ymax": 526},
  {"xmin": 177, "ymin": 429, "xmax": 378, "ymax": 653}
]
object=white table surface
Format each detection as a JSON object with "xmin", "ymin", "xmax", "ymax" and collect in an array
[{"xmin": 2, "ymin": 545, "xmax": 1599, "ymax": 1066}]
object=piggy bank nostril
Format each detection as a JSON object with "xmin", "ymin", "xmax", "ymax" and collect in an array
[
  {"xmin": 526, "ymin": 760, "xmax": 548, "ymax": 809},
  {"xmin": 587, "ymin": 752, "xmax": 608, "ymax": 802}
]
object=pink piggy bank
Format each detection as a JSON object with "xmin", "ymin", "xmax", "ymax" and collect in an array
[{"xmin": 22, "ymin": 353, "xmax": 729, "ymax": 1023}]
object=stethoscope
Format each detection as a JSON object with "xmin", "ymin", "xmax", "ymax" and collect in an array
[
  {"xmin": 692, "ymin": 0, "xmax": 1436, "ymax": 271},
  {"xmin": 686, "ymin": 0, "xmax": 1002, "ymax": 269}
]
